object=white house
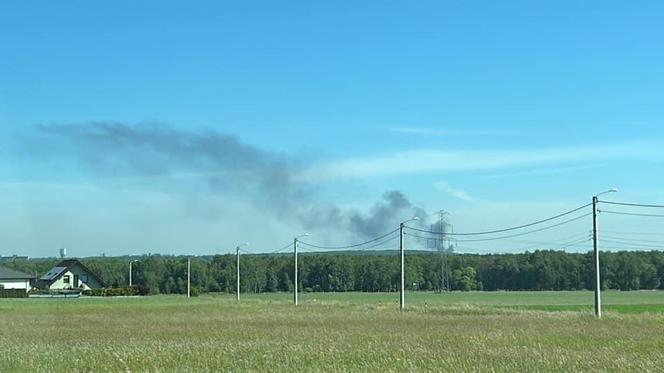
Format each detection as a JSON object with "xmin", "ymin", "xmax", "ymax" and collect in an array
[
  {"xmin": 37, "ymin": 259, "xmax": 106, "ymax": 291},
  {"xmin": 0, "ymin": 266, "xmax": 35, "ymax": 292}
]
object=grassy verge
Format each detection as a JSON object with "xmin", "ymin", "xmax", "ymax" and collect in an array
[{"xmin": 1, "ymin": 292, "xmax": 663, "ymax": 372}]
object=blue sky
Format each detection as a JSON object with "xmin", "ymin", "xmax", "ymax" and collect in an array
[{"xmin": 1, "ymin": 1, "xmax": 664, "ymax": 257}]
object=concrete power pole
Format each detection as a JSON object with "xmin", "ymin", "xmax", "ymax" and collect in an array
[
  {"xmin": 292, "ymin": 234, "xmax": 309, "ymax": 307},
  {"xmin": 399, "ymin": 218, "xmax": 419, "ymax": 311},
  {"xmin": 236, "ymin": 246, "xmax": 241, "ymax": 302},
  {"xmin": 399, "ymin": 222, "xmax": 405, "ymax": 311},
  {"xmin": 129, "ymin": 260, "xmax": 140, "ymax": 288},
  {"xmin": 436, "ymin": 210, "xmax": 449, "ymax": 293},
  {"xmin": 187, "ymin": 257, "xmax": 191, "ymax": 298},
  {"xmin": 592, "ymin": 195, "xmax": 601, "ymax": 319},
  {"xmin": 293, "ymin": 237, "xmax": 299, "ymax": 306},
  {"xmin": 592, "ymin": 188, "xmax": 618, "ymax": 319}
]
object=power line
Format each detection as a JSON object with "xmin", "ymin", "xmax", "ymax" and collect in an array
[
  {"xmin": 300, "ymin": 234, "xmax": 400, "ymax": 253},
  {"xmin": 560, "ymin": 237, "xmax": 593, "ymax": 249},
  {"xmin": 596, "ymin": 245, "xmax": 663, "ymax": 251},
  {"xmin": 242, "ymin": 199, "xmax": 664, "ymax": 256},
  {"xmin": 406, "ymin": 213, "xmax": 591, "ymax": 243},
  {"xmin": 516, "ymin": 236, "xmax": 592, "ymax": 252},
  {"xmin": 414, "ymin": 230, "xmax": 589, "ymax": 248},
  {"xmin": 451, "ymin": 237, "xmax": 593, "ymax": 255},
  {"xmin": 600, "ymin": 239, "xmax": 661, "ymax": 247},
  {"xmin": 299, "ymin": 228, "xmax": 400, "ymax": 250},
  {"xmin": 354, "ymin": 234, "xmax": 400, "ymax": 251},
  {"xmin": 453, "ymin": 247, "xmax": 504, "ymax": 254},
  {"xmin": 491, "ymin": 236, "xmax": 592, "ymax": 254},
  {"xmin": 599, "ymin": 200, "xmax": 664, "ymax": 209},
  {"xmin": 602, "ymin": 230, "xmax": 664, "ymax": 237},
  {"xmin": 343, "ymin": 233, "xmax": 399, "ymax": 252},
  {"xmin": 600, "ymin": 236, "xmax": 664, "ymax": 245},
  {"xmin": 602, "ymin": 235, "xmax": 664, "ymax": 244},
  {"xmin": 600, "ymin": 210, "xmax": 664, "ymax": 218},
  {"xmin": 414, "ymin": 236, "xmax": 591, "ymax": 254},
  {"xmin": 297, "ymin": 246, "xmax": 322, "ymax": 253},
  {"xmin": 598, "ymin": 240, "xmax": 664, "ymax": 250},
  {"xmin": 495, "ymin": 231, "xmax": 591, "ymax": 247},
  {"xmin": 530, "ymin": 237, "xmax": 590, "ymax": 251},
  {"xmin": 266, "ymin": 242, "xmax": 294, "ymax": 254},
  {"xmin": 405, "ymin": 203, "xmax": 592, "ymax": 236},
  {"xmin": 250, "ymin": 245, "xmax": 291, "ymax": 255},
  {"xmin": 453, "ymin": 247, "xmax": 501, "ymax": 254}
]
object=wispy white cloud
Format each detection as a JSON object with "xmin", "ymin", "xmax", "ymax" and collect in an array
[
  {"xmin": 478, "ymin": 163, "xmax": 606, "ymax": 180},
  {"xmin": 434, "ymin": 181, "xmax": 476, "ymax": 202},
  {"xmin": 391, "ymin": 127, "xmax": 516, "ymax": 136},
  {"xmin": 300, "ymin": 141, "xmax": 663, "ymax": 182}
]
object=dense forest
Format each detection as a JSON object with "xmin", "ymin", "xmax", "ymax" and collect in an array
[{"xmin": 4, "ymin": 250, "xmax": 664, "ymax": 294}]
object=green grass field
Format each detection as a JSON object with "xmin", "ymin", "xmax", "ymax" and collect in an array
[{"xmin": 1, "ymin": 291, "xmax": 664, "ymax": 372}]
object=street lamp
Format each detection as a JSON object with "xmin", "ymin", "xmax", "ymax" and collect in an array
[
  {"xmin": 593, "ymin": 188, "xmax": 618, "ymax": 319},
  {"xmin": 400, "ymin": 217, "xmax": 420, "ymax": 310},
  {"xmin": 129, "ymin": 260, "xmax": 139, "ymax": 287},
  {"xmin": 293, "ymin": 233, "xmax": 310, "ymax": 306},
  {"xmin": 236, "ymin": 243, "xmax": 249, "ymax": 302}
]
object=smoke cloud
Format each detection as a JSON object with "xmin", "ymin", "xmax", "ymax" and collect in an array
[
  {"xmin": 349, "ymin": 191, "xmax": 428, "ymax": 237},
  {"xmin": 32, "ymin": 122, "xmax": 428, "ymax": 242}
]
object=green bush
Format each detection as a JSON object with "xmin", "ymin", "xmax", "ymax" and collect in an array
[
  {"xmin": 82, "ymin": 287, "xmax": 140, "ymax": 297},
  {"xmin": 29, "ymin": 288, "xmax": 51, "ymax": 295},
  {"xmin": 132, "ymin": 285, "xmax": 151, "ymax": 296},
  {"xmin": 0, "ymin": 289, "xmax": 28, "ymax": 298}
]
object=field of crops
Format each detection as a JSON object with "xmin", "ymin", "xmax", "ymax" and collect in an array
[{"xmin": 1, "ymin": 291, "xmax": 663, "ymax": 372}]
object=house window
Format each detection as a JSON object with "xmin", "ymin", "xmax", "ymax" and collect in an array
[{"xmin": 63, "ymin": 275, "xmax": 70, "ymax": 284}]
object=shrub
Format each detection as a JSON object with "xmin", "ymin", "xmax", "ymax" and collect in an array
[
  {"xmin": 29, "ymin": 288, "xmax": 50, "ymax": 295},
  {"xmin": 0, "ymin": 289, "xmax": 28, "ymax": 298},
  {"xmin": 82, "ymin": 287, "xmax": 140, "ymax": 297},
  {"xmin": 190, "ymin": 287, "xmax": 200, "ymax": 297},
  {"xmin": 132, "ymin": 285, "xmax": 151, "ymax": 296}
]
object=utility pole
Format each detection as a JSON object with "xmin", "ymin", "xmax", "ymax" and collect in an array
[
  {"xmin": 399, "ymin": 217, "xmax": 419, "ymax": 311},
  {"xmin": 292, "ymin": 234, "xmax": 309, "ymax": 307},
  {"xmin": 187, "ymin": 257, "xmax": 191, "ymax": 298},
  {"xmin": 236, "ymin": 246, "xmax": 241, "ymax": 302},
  {"xmin": 593, "ymin": 188, "xmax": 618, "ymax": 319},
  {"xmin": 234, "ymin": 243, "xmax": 248, "ymax": 302},
  {"xmin": 446, "ymin": 240, "xmax": 453, "ymax": 293},
  {"xmin": 592, "ymin": 195, "xmax": 601, "ymax": 318},
  {"xmin": 437, "ymin": 210, "xmax": 448, "ymax": 293},
  {"xmin": 293, "ymin": 237, "xmax": 299, "ymax": 306},
  {"xmin": 129, "ymin": 260, "xmax": 139, "ymax": 287},
  {"xmin": 400, "ymin": 222, "xmax": 405, "ymax": 311}
]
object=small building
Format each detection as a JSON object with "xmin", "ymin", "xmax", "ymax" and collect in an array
[
  {"xmin": 0, "ymin": 266, "xmax": 35, "ymax": 292},
  {"xmin": 37, "ymin": 259, "xmax": 106, "ymax": 291}
]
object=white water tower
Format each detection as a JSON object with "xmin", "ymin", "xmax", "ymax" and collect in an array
[{"xmin": 59, "ymin": 247, "xmax": 67, "ymax": 259}]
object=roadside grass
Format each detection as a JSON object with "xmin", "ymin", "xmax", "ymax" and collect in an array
[
  {"xmin": 502, "ymin": 303, "xmax": 664, "ymax": 314},
  {"xmin": 242, "ymin": 289, "xmax": 664, "ymax": 307},
  {"xmin": 1, "ymin": 291, "xmax": 663, "ymax": 372}
]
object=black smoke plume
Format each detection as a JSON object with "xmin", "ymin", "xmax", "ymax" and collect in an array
[{"xmin": 33, "ymin": 122, "xmax": 428, "ymax": 240}]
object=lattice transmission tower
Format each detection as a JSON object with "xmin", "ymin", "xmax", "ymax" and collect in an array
[{"xmin": 428, "ymin": 210, "xmax": 455, "ymax": 292}]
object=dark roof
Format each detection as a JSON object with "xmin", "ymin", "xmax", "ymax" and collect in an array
[
  {"xmin": 0, "ymin": 266, "xmax": 35, "ymax": 280},
  {"xmin": 39, "ymin": 267, "xmax": 67, "ymax": 281},
  {"xmin": 39, "ymin": 259, "xmax": 107, "ymax": 287}
]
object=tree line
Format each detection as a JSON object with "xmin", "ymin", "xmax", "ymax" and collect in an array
[{"xmin": 4, "ymin": 250, "xmax": 664, "ymax": 294}]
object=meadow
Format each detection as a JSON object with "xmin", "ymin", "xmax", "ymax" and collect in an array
[{"xmin": 1, "ymin": 291, "xmax": 664, "ymax": 372}]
